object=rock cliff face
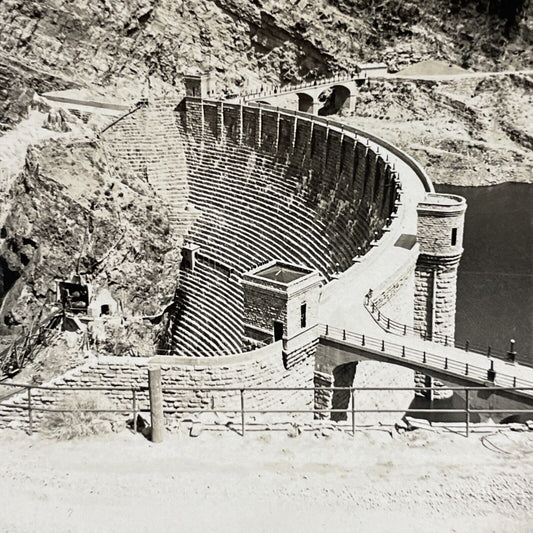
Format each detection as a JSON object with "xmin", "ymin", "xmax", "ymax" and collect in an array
[
  {"xmin": 1, "ymin": 0, "xmax": 532, "ymax": 128},
  {"xmin": 0, "ymin": 124, "xmax": 180, "ymax": 351},
  {"xmin": 346, "ymin": 72, "xmax": 533, "ymax": 185}
]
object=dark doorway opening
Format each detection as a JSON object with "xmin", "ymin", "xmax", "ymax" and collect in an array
[
  {"xmin": 297, "ymin": 93, "xmax": 314, "ymax": 113},
  {"xmin": 100, "ymin": 304, "xmax": 110, "ymax": 316},
  {"xmin": 273, "ymin": 321, "xmax": 284, "ymax": 341}
]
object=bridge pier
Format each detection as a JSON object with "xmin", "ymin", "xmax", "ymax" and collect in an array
[
  {"xmin": 314, "ymin": 340, "xmax": 415, "ymax": 424},
  {"xmin": 314, "ymin": 370, "xmax": 334, "ymax": 419}
]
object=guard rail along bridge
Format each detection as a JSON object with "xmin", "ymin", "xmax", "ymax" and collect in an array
[
  {"xmin": 227, "ymin": 63, "xmax": 388, "ymax": 114},
  {"xmin": 309, "ymin": 323, "xmax": 533, "ymax": 405}
]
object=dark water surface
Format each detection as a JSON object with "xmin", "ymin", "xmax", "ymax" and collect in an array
[
  {"xmin": 437, "ymin": 183, "xmax": 533, "ymax": 363},
  {"xmin": 410, "ymin": 183, "xmax": 532, "ymax": 422}
]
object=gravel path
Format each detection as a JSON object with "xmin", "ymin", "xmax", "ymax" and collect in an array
[{"xmin": 0, "ymin": 427, "xmax": 531, "ymax": 532}]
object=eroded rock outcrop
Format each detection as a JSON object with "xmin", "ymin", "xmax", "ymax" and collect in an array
[{"xmin": 0, "ymin": 134, "xmax": 181, "ymax": 354}]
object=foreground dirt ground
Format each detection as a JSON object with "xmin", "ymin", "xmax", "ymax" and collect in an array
[{"xmin": 0, "ymin": 426, "xmax": 531, "ymax": 533}]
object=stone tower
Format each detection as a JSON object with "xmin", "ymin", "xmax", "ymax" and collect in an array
[{"xmin": 414, "ymin": 193, "xmax": 467, "ymax": 343}]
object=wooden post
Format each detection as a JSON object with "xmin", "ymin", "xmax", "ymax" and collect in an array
[
  {"xmin": 148, "ymin": 368, "xmax": 164, "ymax": 443},
  {"xmin": 132, "ymin": 389, "xmax": 138, "ymax": 433}
]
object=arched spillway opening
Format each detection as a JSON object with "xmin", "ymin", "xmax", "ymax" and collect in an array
[
  {"xmin": 318, "ymin": 85, "xmax": 352, "ymax": 116},
  {"xmin": 297, "ymin": 92, "xmax": 315, "ymax": 113}
]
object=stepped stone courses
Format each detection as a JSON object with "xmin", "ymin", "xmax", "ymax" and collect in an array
[
  {"xmin": 171, "ymin": 96, "xmax": 398, "ymax": 357},
  {"xmin": 0, "ymin": 79, "xmax": 468, "ymax": 426}
]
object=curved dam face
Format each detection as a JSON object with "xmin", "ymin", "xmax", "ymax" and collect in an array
[
  {"xmin": 170, "ymin": 97, "xmax": 400, "ymax": 357},
  {"xmin": 8, "ymin": 82, "xmax": 465, "ymax": 428}
]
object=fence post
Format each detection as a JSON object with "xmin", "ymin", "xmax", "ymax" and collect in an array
[
  {"xmin": 465, "ymin": 341, "xmax": 469, "ymax": 352},
  {"xmin": 487, "ymin": 345, "xmax": 491, "ymax": 357},
  {"xmin": 402, "ymin": 346, "xmax": 405, "ymax": 357},
  {"xmin": 148, "ymin": 368, "xmax": 164, "ymax": 443},
  {"xmin": 444, "ymin": 358, "xmax": 448, "ymax": 370},
  {"xmin": 343, "ymin": 329, "xmax": 346, "ymax": 340},
  {"xmin": 403, "ymin": 325, "xmax": 407, "ymax": 335},
  {"xmin": 381, "ymin": 340, "xmax": 385, "ymax": 352},
  {"xmin": 351, "ymin": 388, "xmax": 355, "ymax": 438},
  {"xmin": 325, "ymin": 324, "xmax": 329, "ymax": 336},
  {"xmin": 465, "ymin": 363, "xmax": 469, "ymax": 376},
  {"xmin": 387, "ymin": 318, "xmax": 390, "ymax": 329},
  {"xmin": 465, "ymin": 389, "xmax": 470, "ymax": 438},
  {"xmin": 423, "ymin": 351, "xmax": 426, "ymax": 364},
  {"xmin": 27, "ymin": 387, "xmax": 33, "ymax": 435},
  {"xmin": 361, "ymin": 334, "xmax": 365, "ymax": 346},
  {"xmin": 132, "ymin": 389, "xmax": 138, "ymax": 433},
  {"xmin": 240, "ymin": 389, "xmax": 245, "ymax": 437}
]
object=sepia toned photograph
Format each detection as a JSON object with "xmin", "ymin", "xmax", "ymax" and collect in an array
[{"xmin": 0, "ymin": 1, "xmax": 532, "ymax": 531}]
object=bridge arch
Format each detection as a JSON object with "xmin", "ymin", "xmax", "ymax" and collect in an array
[
  {"xmin": 296, "ymin": 92, "xmax": 315, "ymax": 113},
  {"xmin": 331, "ymin": 361, "xmax": 357, "ymax": 421},
  {"xmin": 317, "ymin": 84, "xmax": 353, "ymax": 116}
]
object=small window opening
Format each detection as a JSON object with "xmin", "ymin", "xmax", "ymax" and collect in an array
[
  {"xmin": 300, "ymin": 303, "xmax": 307, "ymax": 329},
  {"xmin": 451, "ymin": 228, "xmax": 458, "ymax": 246},
  {"xmin": 101, "ymin": 304, "xmax": 110, "ymax": 316}
]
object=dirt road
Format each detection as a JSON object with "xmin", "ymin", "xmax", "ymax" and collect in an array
[{"xmin": 0, "ymin": 427, "xmax": 531, "ymax": 532}]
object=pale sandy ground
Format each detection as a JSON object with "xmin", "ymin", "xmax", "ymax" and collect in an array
[{"xmin": 0, "ymin": 427, "xmax": 531, "ymax": 533}]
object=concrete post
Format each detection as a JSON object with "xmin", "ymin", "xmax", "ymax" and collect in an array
[
  {"xmin": 148, "ymin": 368, "xmax": 164, "ymax": 443},
  {"xmin": 507, "ymin": 339, "xmax": 517, "ymax": 363}
]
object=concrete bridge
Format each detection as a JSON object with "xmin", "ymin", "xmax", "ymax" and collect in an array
[
  {"xmin": 235, "ymin": 63, "xmax": 388, "ymax": 115},
  {"xmin": 313, "ymin": 324, "xmax": 533, "ymax": 405}
]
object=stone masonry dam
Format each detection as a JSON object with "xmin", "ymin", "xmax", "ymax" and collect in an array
[{"xmin": 2, "ymin": 74, "xmax": 532, "ymax": 429}]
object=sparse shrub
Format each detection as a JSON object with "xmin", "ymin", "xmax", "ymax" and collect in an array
[
  {"xmin": 287, "ymin": 422, "xmax": 302, "ymax": 438},
  {"xmin": 44, "ymin": 392, "xmax": 118, "ymax": 440}
]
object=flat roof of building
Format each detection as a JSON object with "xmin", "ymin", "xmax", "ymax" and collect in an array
[
  {"xmin": 254, "ymin": 264, "xmax": 310, "ymax": 283},
  {"xmin": 244, "ymin": 260, "xmax": 319, "ymax": 286}
]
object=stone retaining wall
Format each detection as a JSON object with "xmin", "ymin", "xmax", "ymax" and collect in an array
[{"xmin": 0, "ymin": 341, "xmax": 313, "ymax": 430}]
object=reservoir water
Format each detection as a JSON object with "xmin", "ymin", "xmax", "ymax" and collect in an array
[
  {"xmin": 437, "ymin": 183, "xmax": 532, "ymax": 362},
  {"xmin": 410, "ymin": 182, "xmax": 533, "ymax": 422}
]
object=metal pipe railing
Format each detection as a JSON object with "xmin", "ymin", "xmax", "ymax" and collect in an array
[
  {"xmin": 364, "ymin": 298, "xmax": 531, "ymax": 368},
  {"xmin": 319, "ymin": 323, "xmax": 533, "ymax": 390},
  {"xmin": 2, "ymin": 381, "xmax": 533, "ymax": 438}
]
